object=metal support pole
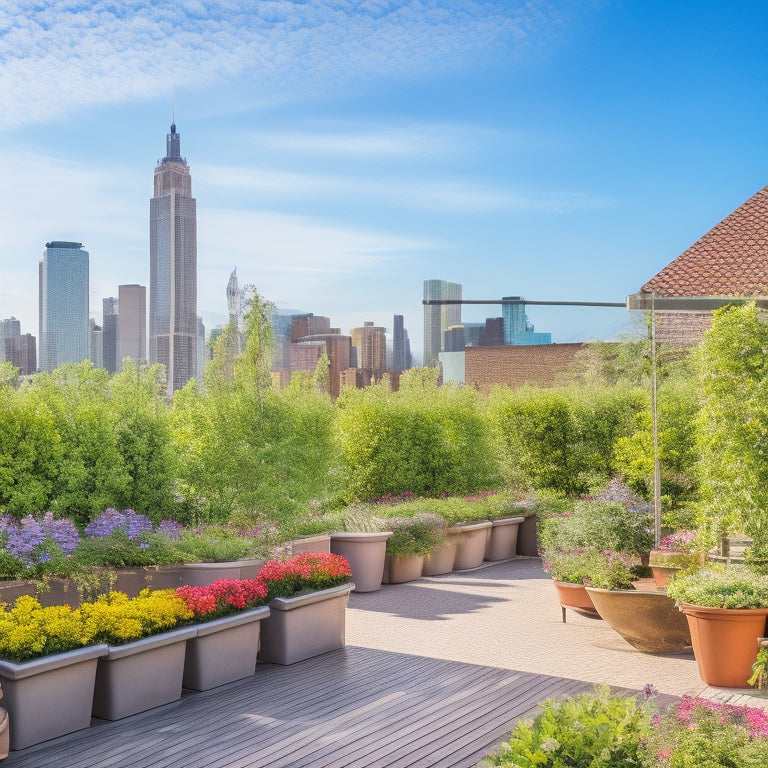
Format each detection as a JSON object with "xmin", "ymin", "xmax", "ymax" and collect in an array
[{"xmin": 651, "ymin": 294, "xmax": 661, "ymax": 548}]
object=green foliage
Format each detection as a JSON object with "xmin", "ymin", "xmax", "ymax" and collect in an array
[
  {"xmin": 695, "ymin": 303, "xmax": 768, "ymax": 552},
  {"xmin": 336, "ymin": 373, "xmax": 498, "ymax": 499},
  {"xmin": 666, "ymin": 564, "xmax": 768, "ymax": 609},
  {"xmin": 483, "ymin": 684, "xmax": 652, "ymax": 768},
  {"xmin": 385, "ymin": 514, "xmax": 446, "ymax": 558},
  {"xmin": 487, "ymin": 385, "xmax": 645, "ymax": 496}
]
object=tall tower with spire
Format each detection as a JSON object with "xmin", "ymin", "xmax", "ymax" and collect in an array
[{"xmin": 149, "ymin": 120, "xmax": 198, "ymax": 395}]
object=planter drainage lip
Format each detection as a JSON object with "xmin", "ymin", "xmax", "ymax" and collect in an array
[
  {"xmin": 0, "ymin": 644, "xmax": 109, "ymax": 680},
  {"xmin": 490, "ymin": 516, "xmax": 525, "ymax": 527},
  {"xmin": 330, "ymin": 532, "xmax": 393, "ymax": 542},
  {"xmin": 193, "ymin": 606, "xmax": 270, "ymax": 638},
  {"xmin": 269, "ymin": 583, "xmax": 355, "ymax": 612},
  {"xmin": 104, "ymin": 626, "xmax": 197, "ymax": 660}
]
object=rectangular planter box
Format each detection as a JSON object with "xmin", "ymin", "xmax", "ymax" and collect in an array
[
  {"xmin": 0, "ymin": 644, "xmax": 108, "ymax": 750},
  {"xmin": 258, "ymin": 583, "xmax": 354, "ymax": 665},
  {"xmin": 183, "ymin": 606, "xmax": 270, "ymax": 691},
  {"xmin": 92, "ymin": 626, "xmax": 197, "ymax": 721}
]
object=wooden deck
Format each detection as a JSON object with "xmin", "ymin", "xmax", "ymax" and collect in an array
[{"xmin": 4, "ymin": 646, "xmax": 601, "ymax": 768}]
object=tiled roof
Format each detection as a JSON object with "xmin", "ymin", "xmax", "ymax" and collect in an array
[{"xmin": 642, "ymin": 185, "xmax": 768, "ymax": 297}]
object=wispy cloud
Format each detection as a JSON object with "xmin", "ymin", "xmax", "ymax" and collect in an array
[{"xmin": 0, "ymin": 1, "xmax": 572, "ymax": 129}]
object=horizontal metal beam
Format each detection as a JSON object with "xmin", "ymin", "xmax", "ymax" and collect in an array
[{"xmin": 422, "ymin": 299, "xmax": 626, "ymax": 307}]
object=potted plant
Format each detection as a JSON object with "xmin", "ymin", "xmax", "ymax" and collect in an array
[
  {"xmin": 176, "ymin": 578, "xmax": 270, "ymax": 691},
  {"xmin": 330, "ymin": 505, "xmax": 392, "ymax": 592},
  {"xmin": 649, "ymin": 530, "xmax": 704, "ymax": 587},
  {"xmin": 383, "ymin": 514, "xmax": 446, "ymax": 583},
  {"xmin": 583, "ymin": 551, "xmax": 691, "ymax": 653},
  {"xmin": 540, "ymin": 547, "xmax": 600, "ymax": 621},
  {"xmin": 257, "ymin": 553, "xmax": 354, "ymax": 665},
  {"xmin": 0, "ymin": 595, "xmax": 108, "ymax": 750},
  {"xmin": 667, "ymin": 564, "xmax": 768, "ymax": 687}
]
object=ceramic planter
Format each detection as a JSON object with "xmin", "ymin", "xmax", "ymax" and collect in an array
[
  {"xmin": 679, "ymin": 602, "xmax": 768, "ymax": 687},
  {"xmin": 0, "ymin": 644, "xmax": 108, "ymax": 750},
  {"xmin": 451, "ymin": 522, "xmax": 492, "ymax": 570},
  {"xmin": 648, "ymin": 550, "xmax": 704, "ymax": 588},
  {"xmin": 183, "ymin": 606, "xmax": 270, "ymax": 691},
  {"xmin": 552, "ymin": 580, "xmax": 599, "ymax": 622},
  {"xmin": 178, "ymin": 559, "xmax": 266, "ymax": 586},
  {"xmin": 92, "ymin": 626, "xmax": 197, "ymax": 721},
  {"xmin": 289, "ymin": 534, "xmax": 331, "ymax": 555},
  {"xmin": 258, "ymin": 583, "xmax": 354, "ymax": 665},
  {"xmin": 386, "ymin": 555, "xmax": 425, "ymax": 584},
  {"xmin": 485, "ymin": 516, "xmax": 525, "ymax": 561},
  {"xmin": 515, "ymin": 514, "xmax": 539, "ymax": 557},
  {"xmin": 330, "ymin": 532, "xmax": 392, "ymax": 592},
  {"xmin": 585, "ymin": 587, "xmax": 691, "ymax": 653},
  {"xmin": 422, "ymin": 537, "xmax": 458, "ymax": 576}
]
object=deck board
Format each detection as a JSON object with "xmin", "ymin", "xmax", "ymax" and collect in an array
[{"xmin": 2, "ymin": 646, "xmax": 643, "ymax": 768}]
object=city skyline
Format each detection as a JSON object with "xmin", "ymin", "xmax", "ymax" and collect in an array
[{"xmin": 0, "ymin": 2, "xmax": 766, "ymax": 359}]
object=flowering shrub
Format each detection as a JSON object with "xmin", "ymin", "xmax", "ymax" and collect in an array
[
  {"xmin": 657, "ymin": 530, "xmax": 697, "ymax": 552},
  {"xmin": 85, "ymin": 508, "xmax": 153, "ymax": 539},
  {"xmin": 540, "ymin": 547, "xmax": 601, "ymax": 585},
  {"xmin": 666, "ymin": 564, "xmax": 768, "ymax": 609},
  {"xmin": 258, "ymin": 553, "xmax": 351, "ymax": 600},
  {"xmin": 176, "ymin": 578, "xmax": 268, "ymax": 619},
  {"xmin": 0, "ymin": 512, "xmax": 80, "ymax": 578},
  {"xmin": 385, "ymin": 514, "xmax": 446, "ymax": 558},
  {"xmin": 642, "ymin": 696, "xmax": 768, "ymax": 767}
]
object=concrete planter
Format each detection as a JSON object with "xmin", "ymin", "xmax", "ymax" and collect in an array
[
  {"xmin": 451, "ymin": 522, "xmax": 492, "ymax": 570},
  {"xmin": 422, "ymin": 537, "xmax": 458, "ymax": 576},
  {"xmin": 385, "ymin": 555, "xmax": 425, "ymax": 584},
  {"xmin": 92, "ymin": 626, "xmax": 196, "ymax": 721},
  {"xmin": 178, "ymin": 559, "xmax": 266, "ymax": 586},
  {"xmin": 330, "ymin": 532, "xmax": 392, "ymax": 592},
  {"xmin": 586, "ymin": 587, "xmax": 691, "ymax": 653},
  {"xmin": 289, "ymin": 534, "xmax": 331, "ymax": 555},
  {"xmin": 183, "ymin": 606, "xmax": 270, "ymax": 691},
  {"xmin": 515, "ymin": 514, "xmax": 539, "ymax": 557},
  {"xmin": 258, "ymin": 583, "xmax": 354, "ymax": 665},
  {"xmin": 485, "ymin": 516, "xmax": 525, "ymax": 561},
  {"xmin": 0, "ymin": 644, "xmax": 108, "ymax": 750}
]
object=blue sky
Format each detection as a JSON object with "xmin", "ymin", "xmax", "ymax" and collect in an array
[{"xmin": 0, "ymin": 1, "xmax": 766, "ymax": 361}]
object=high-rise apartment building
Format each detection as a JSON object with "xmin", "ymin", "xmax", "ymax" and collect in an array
[
  {"xmin": 89, "ymin": 319, "xmax": 103, "ymax": 369},
  {"xmin": 39, "ymin": 241, "xmax": 89, "ymax": 372},
  {"xmin": 502, "ymin": 296, "xmax": 552, "ymax": 345},
  {"xmin": 102, "ymin": 297, "xmax": 119, "ymax": 374},
  {"xmin": 5, "ymin": 334, "xmax": 36, "ymax": 376},
  {"xmin": 149, "ymin": 122, "xmax": 197, "ymax": 395},
  {"xmin": 118, "ymin": 284, "xmax": 147, "ymax": 369},
  {"xmin": 391, "ymin": 314, "xmax": 412, "ymax": 373},
  {"xmin": 350, "ymin": 321, "xmax": 387, "ymax": 375},
  {"xmin": 0, "ymin": 317, "xmax": 20, "ymax": 363},
  {"xmin": 423, "ymin": 279, "xmax": 461, "ymax": 367}
]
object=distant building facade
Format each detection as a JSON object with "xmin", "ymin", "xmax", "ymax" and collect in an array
[
  {"xmin": 5, "ymin": 334, "xmax": 36, "ymax": 376},
  {"xmin": 479, "ymin": 318, "xmax": 504, "ymax": 346},
  {"xmin": 102, "ymin": 297, "xmax": 119, "ymax": 374},
  {"xmin": 391, "ymin": 314, "xmax": 412, "ymax": 373},
  {"xmin": 149, "ymin": 122, "xmax": 197, "ymax": 395},
  {"xmin": 39, "ymin": 241, "xmax": 89, "ymax": 372},
  {"xmin": 89, "ymin": 319, "xmax": 103, "ymax": 369},
  {"xmin": 350, "ymin": 321, "xmax": 386, "ymax": 375},
  {"xmin": 118, "ymin": 284, "xmax": 147, "ymax": 369},
  {"xmin": 502, "ymin": 297, "xmax": 552, "ymax": 346},
  {"xmin": 423, "ymin": 279, "xmax": 461, "ymax": 367}
]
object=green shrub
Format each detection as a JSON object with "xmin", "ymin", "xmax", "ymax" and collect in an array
[
  {"xmin": 666, "ymin": 564, "xmax": 768, "ymax": 609},
  {"xmin": 385, "ymin": 515, "xmax": 446, "ymax": 558}
]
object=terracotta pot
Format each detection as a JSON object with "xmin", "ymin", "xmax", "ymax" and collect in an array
[
  {"xmin": 552, "ymin": 580, "xmax": 600, "ymax": 622},
  {"xmin": 422, "ymin": 538, "xmax": 458, "ymax": 576},
  {"xmin": 586, "ymin": 587, "xmax": 691, "ymax": 653},
  {"xmin": 485, "ymin": 516, "xmax": 525, "ymax": 561},
  {"xmin": 679, "ymin": 602, "xmax": 768, "ymax": 687},
  {"xmin": 451, "ymin": 522, "xmax": 492, "ymax": 570},
  {"xmin": 330, "ymin": 532, "xmax": 392, "ymax": 592}
]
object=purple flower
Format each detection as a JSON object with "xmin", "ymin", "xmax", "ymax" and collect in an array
[
  {"xmin": 3, "ymin": 512, "xmax": 79, "ymax": 567},
  {"xmin": 85, "ymin": 508, "xmax": 152, "ymax": 539},
  {"xmin": 157, "ymin": 519, "xmax": 182, "ymax": 540}
]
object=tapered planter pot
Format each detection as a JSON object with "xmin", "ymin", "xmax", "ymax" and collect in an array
[
  {"xmin": 451, "ymin": 522, "xmax": 492, "ymax": 570},
  {"xmin": 0, "ymin": 644, "xmax": 108, "ymax": 750},
  {"xmin": 385, "ymin": 555, "xmax": 425, "ymax": 584},
  {"xmin": 678, "ymin": 603, "xmax": 768, "ymax": 687},
  {"xmin": 485, "ymin": 516, "xmax": 525, "ymax": 561},
  {"xmin": 92, "ymin": 626, "xmax": 196, "ymax": 721},
  {"xmin": 258, "ymin": 583, "xmax": 354, "ymax": 665},
  {"xmin": 552, "ymin": 580, "xmax": 599, "ymax": 622},
  {"xmin": 330, "ymin": 532, "xmax": 392, "ymax": 592},
  {"xmin": 179, "ymin": 559, "xmax": 266, "ymax": 586},
  {"xmin": 183, "ymin": 606, "xmax": 270, "ymax": 691},
  {"xmin": 515, "ymin": 514, "xmax": 539, "ymax": 557},
  {"xmin": 585, "ymin": 587, "xmax": 691, "ymax": 653},
  {"xmin": 423, "ymin": 537, "xmax": 458, "ymax": 576}
]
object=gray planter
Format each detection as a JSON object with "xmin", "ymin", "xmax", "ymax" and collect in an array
[
  {"xmin": 289, "ymin": 534, "xmax": 331, "ymax": 555},
  {"xmin": 0, "ymin": 644, "xmax": 108, "ymax": 750},
  {"xmin": 183, "ymin": 606, "xmax": 270, "ymax": 691},
  {"xmin": 516, "ymin": 514, "xmax": 539, "ymax": 556},
  {"xmin": 451, "ymin": 522, "xmax": 492, "ymax": 570},
  {"xmin": 179, "ymin": 559, "xmax": 266, "ymax": 586},
  {"xmin": 386, "ymin": 555, "xmax": 425, "ymax": 584},
  {"xmin": 486, "ymin": 516, "xmax": 525, "ymax": 561},
  {"xmin": 330, "ymin": 532, "xmax": 392, "ymax": 592},
  {"xmin": 422, "ymin": 537, "xmax": 458, "ymax": 576},
  {"xmin": 92, "ymin": 626, "xmax": 197, "ymax": 721},
  {"xmin": 258, "ymin": 583, "xmax": 354, "ymax": 665}
]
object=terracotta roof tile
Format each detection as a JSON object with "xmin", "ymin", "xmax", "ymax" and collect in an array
[{"xmin": 641, "ymin": 185, "xmax": 768, "ymax": 297}]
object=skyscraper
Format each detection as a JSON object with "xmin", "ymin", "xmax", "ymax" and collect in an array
[
  {"xmin": 149, "ymin": 121, "xmax": 197, "ymax": 395},
  {"xmin": 39, "ymin": 241, "xmax": 89, "ymax": 372},
  {"xmin": 102, "ymin": 297, "xmax": 118, "ymax": 374},
  {"xmin": 392, "ymin": 314, "xmax": 412, "ymax": 373},
  {"xmin": 350, "ymin": 321, "xmax": 386, "ymax": 375},
  {"xmin": 118, "ymin": 284, "xmax": 147, "ymax": 368},
  {"xmin": 423, "ymin": 279, "xmax": 461, "ymax": 368}
]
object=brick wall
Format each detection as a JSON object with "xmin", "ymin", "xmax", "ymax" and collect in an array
[
  {"xmin": 653, "ymin": 311, "xmax": 712, "ymax": 347},
  {"xmin": 465, "ymin": 344, "xmax": 585, "ymax": 391}
]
